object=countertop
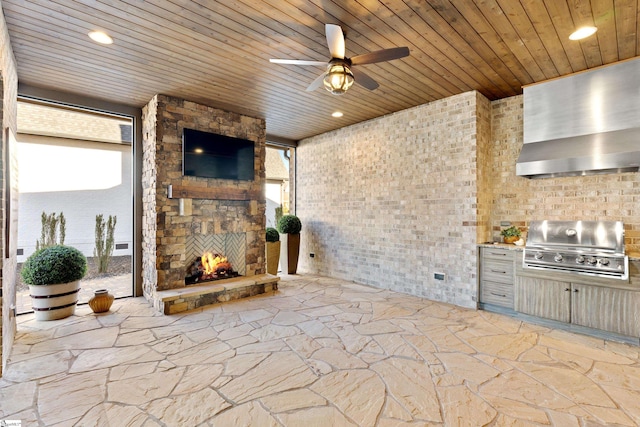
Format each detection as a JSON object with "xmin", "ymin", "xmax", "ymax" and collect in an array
[{"xmin": 478, "ymin": 242, "xmax": 523, "ymax": 251}]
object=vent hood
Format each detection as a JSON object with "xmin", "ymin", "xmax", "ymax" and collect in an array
[{"xmin": 517, "ymin": 58, "xmax": 640, "ymax": 178}]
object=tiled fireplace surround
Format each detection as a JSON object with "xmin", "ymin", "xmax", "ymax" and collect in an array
[{"xmin": 142, "ymin": 94, "xmax": 278, "ymax": 314}]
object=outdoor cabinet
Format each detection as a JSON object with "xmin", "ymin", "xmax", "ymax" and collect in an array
[
  {"xmin": 479, "ymin": 247, "xmax": 516, "ymax": 310},
  {"xmin": 515, "ymin": 273, "xmax": 640, "ymax": 338}
]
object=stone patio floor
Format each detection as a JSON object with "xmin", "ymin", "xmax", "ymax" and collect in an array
[{"xmin": 1, "ymin": 274, "xmax": 639, "ymax": 426}]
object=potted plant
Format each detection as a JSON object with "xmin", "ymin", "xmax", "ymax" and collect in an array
[
  {"xmin": 21, "ymin": 245, "xmax": 87, "ymax": 321},
  {"xmin": 266, "ymin": 227, "xmax": 281, "ymax": 275},
  {"xmin": 277, "ymin": 214, "xmax": 301, "ymax": 274},
  {"xmin": 500, "ymin": 226, "xmax": 521, "ymax": 244}
]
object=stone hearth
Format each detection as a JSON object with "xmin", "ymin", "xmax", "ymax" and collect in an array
[
  {"xmin": 141, "ymin": 94, "xmax": 278, "ymax": 314},
  {"xmin": 158, "ymin": 274, "xmax": 278, "ymax": 314}
]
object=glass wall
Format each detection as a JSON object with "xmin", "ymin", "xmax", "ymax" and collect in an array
[
  {"xmin": 15, "ymin": 100, "xmax": 133, "ymax": 313},
  {"xmin": 265, "ymin": 145, "xmax": 291, "ymax": 228}
]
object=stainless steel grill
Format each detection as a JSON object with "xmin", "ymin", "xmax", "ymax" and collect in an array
[{"xmin": 523, "ymin": 220, "xmax": 628, "ymax": 280}]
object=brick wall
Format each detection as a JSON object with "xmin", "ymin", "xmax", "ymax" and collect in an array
[
  {"xmin": 295, "ymin": 90, "xmax": 638, "ymax": 311},
  {"xmin": 142, "ymin": 95, "xmax": 266, "ymax": 310},
  {"xmin": 296, "ymin": 91, "xmax": 488, "ymax": 308},
  {"xmin": 490, "ymin": 96, "xmax": 639, "ymax": 253},
  {"xmin": 0, "ymin": 4, "xmax": 18, "ymax": 377}
]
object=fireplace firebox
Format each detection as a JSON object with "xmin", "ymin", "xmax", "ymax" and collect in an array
[
  {"xmin": 184, "ymin": 232, "xmax": 246, "ymax": 285},
  {"xmin": 185, "ymin": 252, "xmax": 240, "ymax": 285}
]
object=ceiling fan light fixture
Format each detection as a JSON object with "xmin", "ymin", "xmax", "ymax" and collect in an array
[
  {"xmin": 569, "ymin": 26, "xmax": 597, "ymax": 40},
  {"xmin": 323, "ymin": 63, "xmax": 354, "ymax": 95}
]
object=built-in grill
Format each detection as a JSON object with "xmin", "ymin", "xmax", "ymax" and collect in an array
[{"xmin": 523, "ymin": 220, "xmax": 628, "ymax": 280}]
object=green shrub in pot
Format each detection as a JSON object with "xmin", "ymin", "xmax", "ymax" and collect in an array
[
  {"xmin": 265, "ymin": 227, "xmax": 281, "ymax": 275},
  {"xmin": 21, "ymin": 245, "xmax": 87, "ymax": 285},
  {"xmin": 277, "ymin": 214, "xmax": 301, "ymax": 274},
  {"xmin": 21, "ymin": 245, "xmax": 87, "ymax": 321},
  {"xmin": 500, "ymin": 226, "xmax": 521, "ymax": 243},
  {"xmin": 277, "ymin": 215, "xmax": 302, "ymax": 235},
  {"xmin": 266, "ymin": 227, "xmax": 280, "ymax": 242}
]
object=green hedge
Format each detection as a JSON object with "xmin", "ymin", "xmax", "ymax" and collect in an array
[
  {"xmin": 21, "ymin": 245, "xmax": 87, "ymax": 285},
  {"xmin": 277, "ymin": 215, "xmax": 301, "ymax": 234},
  {"xmin": 266, "ymin": 227, "xmax": 280, "ymax": 242}
]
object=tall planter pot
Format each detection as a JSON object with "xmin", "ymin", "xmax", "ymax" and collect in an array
[
  {"xmin": 279, "ymin": 233, "xmax": 300, "ymax": 274},
  {"xmin": 266, "ymin": 241, "xmax": 281, "ymax": 275},
  {"xmin": 29, "ymin": 280, "xmax": 81, "ymax": 321}
]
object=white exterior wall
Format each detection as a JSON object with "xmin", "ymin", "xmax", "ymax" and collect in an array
[
  {"xmin": 265, "ymin": 182, "xmax": 282, "ymax": 229},
  {"xmin": 17, "ymin": 135, "xmax": 132, "ymax": 262}
]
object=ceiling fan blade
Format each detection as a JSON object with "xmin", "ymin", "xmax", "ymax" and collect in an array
[
  {"xmin": 306, "ymin": 73, "xmax": 326, "ymax": 91},
  {"xmin": 270, "ymin": 59, "xmax": 327, "ymax": 66},
  {"xmin": 351, "ymin": 46, "xmax": 410, "ymax": 65},
  {"xmin": 352, "ymin": 68, "xmax": 379, "ymax": 90},
  {"xmin": 325, "ymin": 24, "xmax": 345, "ymax": 59}
]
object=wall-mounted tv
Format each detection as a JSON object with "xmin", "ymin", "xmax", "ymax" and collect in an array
[{"xmin": 182, "ymin": 128, "xmax": 255, "ymax": 181}]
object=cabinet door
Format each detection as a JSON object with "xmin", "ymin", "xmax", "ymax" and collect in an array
[
  {"xmin": 515, "ymin": 276, "xmax": 571, "ymax": 322},
  {"xmin": 571, "ymin": 284, "xmax": 640, "ymax": 337}
]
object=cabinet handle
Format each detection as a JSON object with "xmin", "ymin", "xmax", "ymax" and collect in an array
[
  {"xmin": 489, "ymin": 252, "xmax": 507, "ymax": 256},
  {"xmin": 564, "ymin": 288, "xmax": 570, "ymax": 292},
  {"xmin": 490, "ymin": 269, "xmax": 507, "ymax": 274},
  {"xmin": 490, "ymin": 292, "xmax": 507, "ymax": 298},
  {"xmin": 573, "ymin": 289, "xmax": 579, "ymax": 293}
]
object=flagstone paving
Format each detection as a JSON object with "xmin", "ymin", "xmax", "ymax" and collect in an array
[{"xmin": 1, "ymin": 274, "xmax": 639, "ymax": 426}]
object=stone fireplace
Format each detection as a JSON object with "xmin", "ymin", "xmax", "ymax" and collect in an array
[{"xmin": 141, "ymin": 95, "xmax": 279, "ymax": 314}]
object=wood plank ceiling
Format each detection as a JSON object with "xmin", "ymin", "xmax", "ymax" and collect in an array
[{"xmin": 3, "ymin": 0, "xmax": 639, "ymax": 141}]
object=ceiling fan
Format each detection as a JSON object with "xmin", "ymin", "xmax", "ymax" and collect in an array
[{"xmin": 270, "ymin": 24, "xmax": 410, "ymax": 95}]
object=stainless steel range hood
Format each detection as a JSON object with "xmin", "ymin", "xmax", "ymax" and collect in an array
[{"xmin": 517, "ymin": 58, "xmax": 640, "ymax": 179}]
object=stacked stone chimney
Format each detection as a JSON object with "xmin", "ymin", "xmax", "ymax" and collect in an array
[{"xmin": 141, "ymin": 95, "xmax": 266, "ymax": 312}]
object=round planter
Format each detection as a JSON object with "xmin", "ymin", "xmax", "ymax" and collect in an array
[
  {"xmin": 29, "ymin": 280, "xmax": 81, "ymax": 321},
  {"xmin": 88, "ymin": 289, "xmax": 115, "ymax": 313},
  {"xmin": 266, "ymin": 241, "xmax": 281, "ymax": 275},
  {"xmin": 503, "ymin": 235, "xmax": 520, "ymax": 244}
]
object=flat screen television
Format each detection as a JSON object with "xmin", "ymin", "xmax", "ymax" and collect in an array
[{"xmin": 182, "ymin": 128, "xmax": 255, "ymax": 180}]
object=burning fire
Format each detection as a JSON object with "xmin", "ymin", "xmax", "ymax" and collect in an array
[
  {"xmin": 185, "ymin": 251, "xmax": 238, "ymax": 285},
  {"xmin": 201, "ymin": 252, "xmax": 232, "ymax": 275}
]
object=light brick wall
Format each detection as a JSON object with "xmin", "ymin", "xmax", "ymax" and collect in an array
[
  {"xmin": 295, "ymin": 90, "xmax": 638, "ymax": 310},
  {"xmin": 142, "ymin": 95, "xmax": 266, "ymax": 310},
  {"xmin": 296, "ymin": 91, "xmax": 487, "ymax": 308},
  {"xmin": 490, "ymin": 96, "xmax": 639, "ymax": 253},
  {"xmin": 0, "ymin": 4, "xmax": 18, "ymax": 377}
]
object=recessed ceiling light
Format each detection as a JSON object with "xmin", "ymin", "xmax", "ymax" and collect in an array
[
  {"xmin": 569, "ymin": 26, "xmax": 597, "ymax": 41},
  {"xmin": 331, "ymin": 111, "xmax": 344, "ymax": 118},
  {"xmin": 88, "ymin": 31, "xmax": 113, "ymax": 45}
]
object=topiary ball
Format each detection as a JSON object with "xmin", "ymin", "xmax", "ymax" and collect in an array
[
  {"xmin": 266, "ymin": 227, "xmax": 280, "ymax": 242},
  {"xmin": 21, "ymin": 245, "xmax": 87, "ymax": 286},
  {"xmin": 277, "ymin": 215, "xmax": 302, "ymax": 234}
]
